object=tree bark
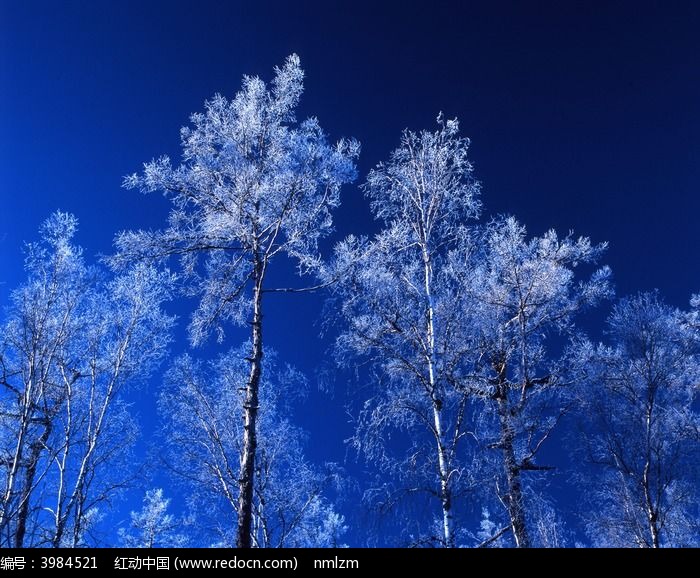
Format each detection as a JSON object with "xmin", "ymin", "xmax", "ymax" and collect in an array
[
  {"xmin": 420, "ymin": 243, "xmax": 454, "ymax": 548},
  {"xmin": 432, "ymin": 404, "xmax": 455, "ymax": 547},
  {"xmin": 494, "ymin": 365, "xmax": 531, "ymax": 548},
  {"xmin": 236, "ymin": 258, "xmax": 264, "ymax": 548},
  {"xmin": 15, "ymin": 420, "xmax": 52, "ymax": 547},
  {"xmin": 642, "ymin": 404, "xmax": 660, "ymax": 548},
  {"xmin": 0, "ymin": 384, "xmax": 34, "ymax": 536}
]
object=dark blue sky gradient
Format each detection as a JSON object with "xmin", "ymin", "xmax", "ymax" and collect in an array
[{"xmin": 1, "ymin": 0, "xmax": 699, "ymax": 544}]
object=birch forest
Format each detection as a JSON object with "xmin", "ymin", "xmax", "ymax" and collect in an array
[{"xmin": 1, "ymin": 54, "xmax": 698, "ymax": 549}]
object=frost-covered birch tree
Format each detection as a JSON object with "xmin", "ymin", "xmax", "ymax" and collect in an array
[
  {"xmin": 46, "ymin": 264, "xmax": 174, "ymax": 547},
  {"xmin": 113, "ymin": 55, "xmax": 357, "ymax": 547},
  {"xmin": 460, "ymin": 217, "xmax": 611, "ymax": 547},
  {"xmin": 575, "ymin": 293, "xmax": 700, "ymax": 547},
  {"xmin": 119, "ymin": 488, "xmax": 188, "ymax": 548},
  {"xmin": 0, "ymin": 213, "xmax": 173, "ymax": 547},
  {"xmin": 160, "ymin": 348, "xmax": 346, "ymax": 548},
  {"xmin": 330, "ymin": 115, "xmax": 480, "ymax": 547},
  {"xmin": 0, "ymin": 213, "xmax": 87, "ymax": 547}
]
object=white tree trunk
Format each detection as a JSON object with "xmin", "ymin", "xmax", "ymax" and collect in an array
[
  {"xmin": 236, "ymin": 257, "xmax": 264, "ymax": 548},
  {"xmin": 421, "ymin": 244, "xmax": 454, "ymax": 547},
  {"xmin": 493, "ymin": 364, "xmax": 530, "ymax": 548}
]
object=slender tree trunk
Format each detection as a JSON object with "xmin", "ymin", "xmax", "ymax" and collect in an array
[
  {"xmin": 420, "ymin": 244, "xmax": 454, "ymax": 547},
  {"xmin": 69, "ymin": 493, "xmax": 85, "ymax": 548},
  {"xmin": 432, "ymin": 404, "xmax": 454, "ymax": 547},
  {"xmin": 0, "ymin": 432, "xmax": 24, "ymax": 538},
  {"xmin": 642, "ymin": 404, "xmax": 660, "ymax": 548},
  {"xmin": 15, "ymin": 420, "xmax": 52, "ymax": 547},
  {"xmin": 51, "ymin": 370, "xmax": 90, "ymax": 548},
  {"xmin": 236, "ymin": 258, "xmax": 264, "ymax": 548},
  {"xmin": 642, "ymin": 462, "xmax": 660, "ymax": 548},
  {"xmin": 0, "ymin": 384, "xmax": 34, "ymax": 535},
  {"xmin": 51, "ymin": 488, "xmax": 69, "ymax": 548},
  {"xmin": 494, "ymin": 365, "xmax": 530, "ymax": 548}
]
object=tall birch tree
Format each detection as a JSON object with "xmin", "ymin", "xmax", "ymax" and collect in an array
[
  {"xmin": 576, "ymin": 293, "xmax": 700, "ymax": 547},
  {"xmin": 113, "ymin": 55, "xmax": 358, "ymax": 547},
  {"xmin": 330, "ymin": 115, "xmax": 480, "ymax": 547},
  {"xmin": 460, "ymin": 217, "xmax": 611, "ymax": 547},
  {"xmin": 0, "ymin": 212, "xmax": 87, "ymax": 546},
  {"xmin": 0, "ymin": 213, "xmax": 173, "ymax": 547}
]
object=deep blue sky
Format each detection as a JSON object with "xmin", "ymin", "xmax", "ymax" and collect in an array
[{"xmin": 1, "ymin": 0, "xmax": 699, "ymax": 544}]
